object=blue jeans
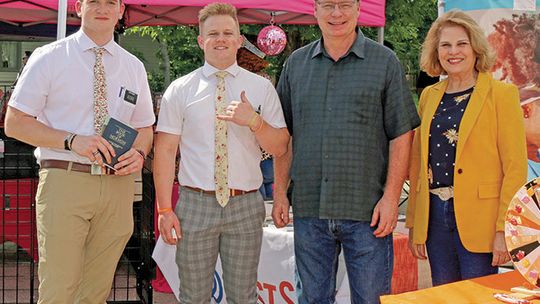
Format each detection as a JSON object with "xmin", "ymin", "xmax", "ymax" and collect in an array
[
  {"xmin": 294, "ymin": 217, "xmax": 393, "ymax": 304},
  {"xmin": 426, "ymin": 194, "xmax": 497, "ymax": 286},
  {"xmin": 258, "ymin": 158, "xmax": 274, "ymax": 200}
]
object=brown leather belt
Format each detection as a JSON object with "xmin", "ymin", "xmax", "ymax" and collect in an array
[
  {"xmin": 183, "ymin": 185, "xmax": 257, "ymax": 197},
  {"xmin": 40, "ymin": 159, "xmax": 114, "ymax": 175}
]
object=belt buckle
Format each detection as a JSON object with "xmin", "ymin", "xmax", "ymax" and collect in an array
[
  {"xmin": 229, "ymin": 189, "xmax": 245, "ymax": 196},
  {"xmin": 439, "ymin": 187, "xmax": 453, "ymax": 201},
  {"xmin": 91, "ymin": 164, "xmax": 105, "ymax": 175}
]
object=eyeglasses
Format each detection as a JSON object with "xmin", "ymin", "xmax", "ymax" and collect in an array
[{"xmin": 317, "ymin": 1, "xmax": 357, "ymax": 13}]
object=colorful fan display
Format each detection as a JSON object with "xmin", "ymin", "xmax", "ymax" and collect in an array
[{"xmin": 505, "ymin": 178, "xmax": 540, "ymax": 287}]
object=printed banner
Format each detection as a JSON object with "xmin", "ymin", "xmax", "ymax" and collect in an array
[
  {"xmin": 446, "ymin": 0, "xmax": 538, "ymax": 11},
  {"xmin": 446, "ymin": 1, "xmax": 540, "ymax": 180}
]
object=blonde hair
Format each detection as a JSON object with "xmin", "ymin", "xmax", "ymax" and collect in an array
[
  {"xmin": 198, "ymin": 3, "xmax": 239, "ymax": 33},
  {"xmin": 420, "ymin": 9, "xmax": 495, "ymax": 77}
]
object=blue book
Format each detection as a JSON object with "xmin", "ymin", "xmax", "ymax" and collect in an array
[{"xmin": 101, "ymin": 116, "xmax": 138, "ymax": 168}]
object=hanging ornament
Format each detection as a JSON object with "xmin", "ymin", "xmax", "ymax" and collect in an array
[{"xmin": 257, "ymin": 14, "xmax": 287, "ymax": 56}]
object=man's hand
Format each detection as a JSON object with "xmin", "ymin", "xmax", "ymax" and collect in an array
[
  {"xmin": 114, "ymin": 148, "xmax": 145, "ymax": 175},
  {"xmin": 407, "ymin": 228, "xmax": 427, "ymax": 259},
  {"xmin": 217, "ymin": 91, "xmax": 257, "ymax": 127},
  {"xmin": 71, "ymin": 134, "xmax": 115, "ymax": 165},
  {"xmin": 272, "ymin": 193, "xmax": 290, "ymax": 228},
  {"xmin": 492, "ymin": 231, "xmax": 510, "ymax": 266},
  {"xmin": 370, "ymin": 196, "xmax": 398, "ymax": 238},
  {"xmin": 158, "ymin": 211, "xmax": 182, "ymax": 245}
]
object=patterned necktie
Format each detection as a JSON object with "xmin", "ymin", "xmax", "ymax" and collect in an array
[
  {"xmin": 214, "ymin": 71, "xmax": 229, "ymax": 207},
  {"xmin": 92, "ymin": 47, "xmax": 108, "ymax": 134}
]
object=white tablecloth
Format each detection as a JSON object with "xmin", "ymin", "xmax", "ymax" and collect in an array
[{"xmin": 153, "ymin": 226, "xmax": 352, "ymax": 303}]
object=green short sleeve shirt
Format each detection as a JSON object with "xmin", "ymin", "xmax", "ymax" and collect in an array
[{"xmin": 277, "ymin": 30, "xmax": 420, "ymax": 221}]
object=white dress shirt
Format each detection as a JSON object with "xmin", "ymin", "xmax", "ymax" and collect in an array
[
  {"xmin": 9, "ymin": 30, "xmax": 155, "ymax": 164},
  {"xmin": 157, "ymin": 62, "xmax": 286, "ymax": 191}
]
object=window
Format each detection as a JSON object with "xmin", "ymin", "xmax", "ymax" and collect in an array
[{"xmin": 0, "ymin": 42, "xmax": 21, "ymax": 71}]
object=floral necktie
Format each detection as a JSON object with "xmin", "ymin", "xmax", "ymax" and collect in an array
[
  {"xmin": 214, "ymin": 71, "xmax": 230, "ymax": 207},
  {"xmin": 92, "ymin": 47, "xmax": 108, "ymax": 134}
]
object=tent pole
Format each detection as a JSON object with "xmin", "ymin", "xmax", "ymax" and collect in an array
[
  {"xmin": 438, "ymin": 0, "xmax": 445, "ymax": 17},
  {"xmin": 377, "ymin": 26, "xmax": 384, "ymax": 44},
  {"xmin": 57, "ymin": 0, "xmax": 68, "ymax": 40},
  {"xmin": 437, "ymin": 0, "xmax": 446, "ymax": 81}
]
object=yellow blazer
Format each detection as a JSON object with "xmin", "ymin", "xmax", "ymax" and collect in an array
[{"xmin": 406, "ymin": 72, "xmax": 527, "ymax": 252}]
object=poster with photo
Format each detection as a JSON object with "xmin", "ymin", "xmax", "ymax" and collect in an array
[{"xmin": 446, "ymin": 0, "xmax": 540, "ymax": 180}]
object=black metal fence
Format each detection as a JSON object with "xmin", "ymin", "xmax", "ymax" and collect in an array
[{"xmin": 0, "ymin": 131, "xmax": 156, "ymax": 303}]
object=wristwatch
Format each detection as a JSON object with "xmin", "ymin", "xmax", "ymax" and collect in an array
[{"xmin": 64, "ymin": 133, "xmax": 74, "ymax": 151}]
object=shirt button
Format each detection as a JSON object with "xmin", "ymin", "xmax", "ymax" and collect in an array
[
  {"xmin": 457, "ymin": 168, "xmax": 463, "ymax": 174},
  {"xmin": 324, "ymin": 178, "xmax": 329, "ymax": 182},
  {"xmin": 324, "ymin": 154, "xmax": 329, "ymax": 159},
  {"xmin": 328, "ymin": 107, "xmax": 332, "ymax": 111}
]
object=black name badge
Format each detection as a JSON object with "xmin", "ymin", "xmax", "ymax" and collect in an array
[{"xmin": 124, "ymin": 89, "xmax": 138, "ymax": 105}]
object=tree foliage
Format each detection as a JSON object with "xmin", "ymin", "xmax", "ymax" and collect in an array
[
  {"xmin": 381, "ymin": 0, "xmax": 438, "ymax": 76},
  {"xmin": 239, "ymin": 24, "xmax": 322, "ymax": 80},
  {"xmin": 128, "ymin": 25, "xmax": 203, "ymax": 92},
  {"xmin": 127, "ymin": 0, "xmax": 438, "ymax": 92}
]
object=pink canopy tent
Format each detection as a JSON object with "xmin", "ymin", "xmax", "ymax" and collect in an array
[
  {"xmin": 123, "ymin": 0, "xmax": 385, "ymax": 27},
  {"xmin": 0, "ymin": 0, "xmax": 386, "ymax": 28}
]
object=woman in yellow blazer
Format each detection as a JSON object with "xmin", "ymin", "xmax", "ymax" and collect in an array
[{"xmin": 407, "ymin": 10, "xmax": 527, "ymax": 286}]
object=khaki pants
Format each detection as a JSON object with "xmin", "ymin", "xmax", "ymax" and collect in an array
[{"xmin": 35, "ymin": 168, "xmax": 135, "ymax": 304}]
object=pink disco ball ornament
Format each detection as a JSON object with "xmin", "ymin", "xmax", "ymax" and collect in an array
[{"xmin": 257, "ymin": 25, "xmax": 287, "ymax": 56}]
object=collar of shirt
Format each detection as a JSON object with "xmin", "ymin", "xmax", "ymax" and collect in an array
[
  {"xmin": 311, "ymin": 27, "xmax": 366, "ymax": 60},
  {"xmin": 74, "ymin": 30, "xmax": 118, "ymax": 57},
  {"xmin": 201, "ymin": 61, "xmax": 241, "ymax": 80}
]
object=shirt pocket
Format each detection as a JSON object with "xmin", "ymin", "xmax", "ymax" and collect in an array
[
  {"xmin": 112, "ymin": 96, "xmax": 136, "ymax": 124},
  {"xmin": 477, "ymin": 183, "xmax": 501, "ymax": 199}
]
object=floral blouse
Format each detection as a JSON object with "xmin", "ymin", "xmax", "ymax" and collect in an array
[{"xmin": 428, "ymin": 87, "xmax": 474, "ymax": 189}]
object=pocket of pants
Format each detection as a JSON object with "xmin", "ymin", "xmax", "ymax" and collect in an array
[
  {"xmin": 257, "ymin": 192, "xmax": 266, "ymax": 223},
  {"xmin": 36, "ymin": 169, "xmax": 54, "ymax": 234}
]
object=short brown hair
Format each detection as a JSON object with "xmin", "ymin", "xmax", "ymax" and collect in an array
[
  {"xmin": 198, "ymin": 3, "xmax": 239, "ymax": 33},
  {"xmin": 420, "ymin": 9, "xmax": 495, "ymax": 77}
]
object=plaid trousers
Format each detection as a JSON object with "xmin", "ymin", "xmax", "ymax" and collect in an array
[{"xmin": 175, "ymin": 186, "xmax": 265, "ymax": 304}]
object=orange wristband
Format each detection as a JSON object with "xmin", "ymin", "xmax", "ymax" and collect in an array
[{"xmin": 157, "ymin": 207, "xmax": 173, "ymax": 215}]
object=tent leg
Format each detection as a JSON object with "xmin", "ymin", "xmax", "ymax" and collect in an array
[
  {"xmin": 377, "ymin": 27, "xmax": 384, "ymax": 44},
  {"xmin": 438, "ymin": 0, "xmax": 445, "ymax": 17},
  {"xmin": 57, "ymin": 0, "xmax": 67, "ymax": 40}
]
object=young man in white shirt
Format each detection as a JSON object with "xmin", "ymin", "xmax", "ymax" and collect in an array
[
  {"xmin": 153, "ymin": 3, "xmax": 289, "ymax": 303},
  {"xmin": 5, "ymin": 0, "xmax": 155, "ymax": 302}
]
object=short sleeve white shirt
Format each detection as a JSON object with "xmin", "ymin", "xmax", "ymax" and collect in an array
[
  {"xmin": 9, "ymin": 30, "xmax": 155, "ymax": 164},
  {"xmin": 156, "ymin": 62, "xmax": 286, "ymax": 191}
]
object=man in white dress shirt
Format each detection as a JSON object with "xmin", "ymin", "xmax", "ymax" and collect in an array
[
  {"xmin": 153, "ymin": 3, "xmax": 289, "ymax": 303},
  {"xmin": 4, "ymin": 0, "xmax": 155, "ymax": 303}
]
